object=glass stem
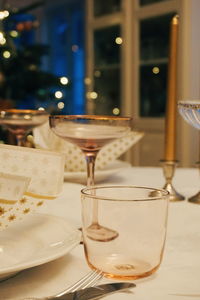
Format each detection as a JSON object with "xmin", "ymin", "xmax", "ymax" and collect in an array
[
  {"xmin": 85, "ymin": 152, "xmax": 99, "ymax": 226},
  {"xmin": 85, "ymin": 153, "xmax": 96, "ymax": 187}
]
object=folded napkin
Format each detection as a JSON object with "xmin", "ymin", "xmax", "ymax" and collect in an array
[
  {"xmin": 0, "ymin": 144, "xmax": 65, "ymax": 230},
  {"xmin": 33, "ymin": 122, "xmax": 144, "ymax": 172},
  {"xmin": 0, "ymin": 172, "xmax": 30, "ymax": 230}
]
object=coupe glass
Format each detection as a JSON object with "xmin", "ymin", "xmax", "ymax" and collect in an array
[
  {"xmin": 178, "ymin": 100, "xmax": 200, "ymax": 203},
  {"xmin": 49, "ymin": 115, "xmax": 132, "ymax": 241},
  {"xmin": 178, "ymin": 100, "xmax": 200, "ymax": 129},
  {"xmin": 0, "ymin": 109, "xmax": 49, "ymax": 146}
]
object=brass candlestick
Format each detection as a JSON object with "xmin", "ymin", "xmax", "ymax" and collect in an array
[
  {"xmin": 188, "ymin": 161, "xmax": 200, "ymax": 204},
  {"xmin": 161, "ymin": 160, "xmax": 185, "ymax": 202}
]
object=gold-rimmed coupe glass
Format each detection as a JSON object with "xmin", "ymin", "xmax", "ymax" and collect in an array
[
  {"xmin": 49, "ymin": 115, "xmax": 132, "ymax": 241},
  {"xmin": 178, "ymin": 100, "xmax": 200, "ymax": 129},
  {"xmin": 0, "ymin": 109, "xmax": 49, "ymax": 146},
  {"xmin": 178, "ymin": 100, "xmax": 200, "ymax": 204}
]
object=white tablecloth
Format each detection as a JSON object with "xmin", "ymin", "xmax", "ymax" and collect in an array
[{"xmin": 1, "ymin": 166, "xmax": 200, "ymax": 300}]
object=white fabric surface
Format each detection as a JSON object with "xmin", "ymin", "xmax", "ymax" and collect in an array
[{"xmin": 0, "ymin": 166, "xmax": 200, "ymax": 300}]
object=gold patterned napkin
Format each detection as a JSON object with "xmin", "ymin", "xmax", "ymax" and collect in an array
[
  {"xmin": 0, "ymin": 172, "xmax": 30, "ymax": 230},
  {"xmin": 0, "ymin": 144, "xmax": 65, "ymax": 230},
  {"xmin": 33, "ymin": 122, "xmax": 144, "ymax": 172}
]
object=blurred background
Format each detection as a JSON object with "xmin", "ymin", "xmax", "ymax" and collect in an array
[{"xmin": 0, "ymin": 0, "xmax": 199, "ymax": 167}]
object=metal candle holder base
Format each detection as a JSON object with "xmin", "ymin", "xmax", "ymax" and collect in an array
[
  {"xmin": 188, "ymin": 161, "xmax": 200, "ymax": 204},
  {"xmin": 188, "ymin": 191, "xmax": 200, "ymax": 204},
  {"xmin": 161, "ymin": 160, "xmax": 185, "ymax": 202}
]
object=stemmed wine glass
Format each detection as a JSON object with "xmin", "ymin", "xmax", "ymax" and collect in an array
[
  {"xmin": 0, "ymin": 109, "xmax": 49, "ymax": 146},
  {"xmin": 178, "ymin": 100, "xmax": 200, "ymax": 203},
  {"xmin": 49, "ymin": 115, "xmax": 132, "ymax": 241}
]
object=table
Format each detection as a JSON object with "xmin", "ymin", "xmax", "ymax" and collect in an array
[{"xmin": 1, "ymin": 166, "xmax": 200, "ymax": 300}]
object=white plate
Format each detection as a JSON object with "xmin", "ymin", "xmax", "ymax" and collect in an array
[
  {"xmin": 64, "ymin": 160, "xmax": 131, "ymax": 184},
  {"xmin": 0, "ymin": 214, "xmax": 81, "ymax": 280}
]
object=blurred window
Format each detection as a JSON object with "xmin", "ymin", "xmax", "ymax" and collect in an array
[
  {"xmin": 93, "ymin": 25, "xmax": 121, "ymax": 115},
  {"xmin": 46, "ymin": 0, "xmax": 85, "ymax": 114},
  {"xmin": 94, "ymin": 0, "xmax": 121, "ymax": 17},
  {"xmin": 140, "ymin": 0, "xmax": 168, "ymax": 6},
  {"xmin": 139, "ymin": 13, "xmax": 175, "ymax": 117}
]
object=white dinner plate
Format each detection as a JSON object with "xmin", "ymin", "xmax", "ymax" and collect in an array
[
  {"xmin": 0, "ymin": 214, "xmax": 81, "ymax": 280},
  {"xmin": 64, "ymin": 160, "xmax": 131, "ymax": 184}
]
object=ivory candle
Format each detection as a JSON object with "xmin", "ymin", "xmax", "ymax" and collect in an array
[{"xmin": 164, "ymin": 15, "xmax": 179, "ymax": 161}]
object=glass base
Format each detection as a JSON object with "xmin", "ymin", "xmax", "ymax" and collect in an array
[
  {"xmin": 86, "ymin": 223, "xmax": 119, "ymax": 242},
  {"xmin": 87, "ymin": 258, "xmax": 159, "ymax": 280}
]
